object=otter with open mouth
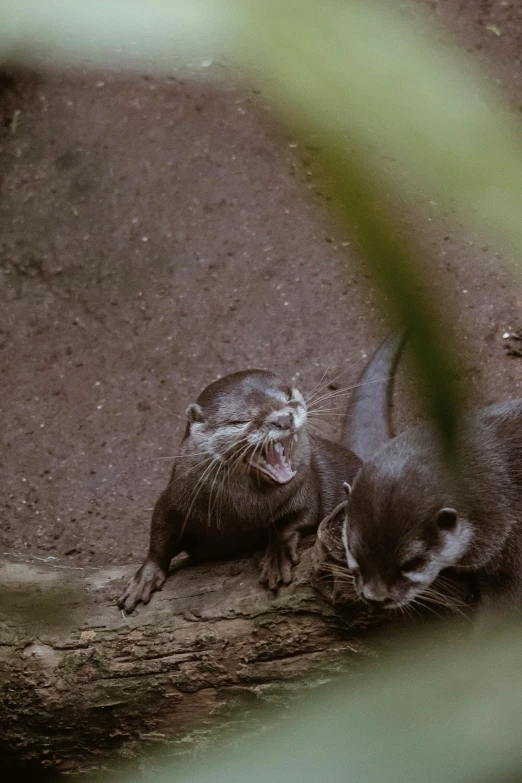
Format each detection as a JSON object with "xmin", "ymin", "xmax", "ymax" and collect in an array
[{"xmin": 118, "ymin": 334, "xmax": 405, "ymax": 613}]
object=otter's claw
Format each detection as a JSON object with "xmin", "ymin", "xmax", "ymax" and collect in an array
[
  {"xmin": 117, "ymin": 559, "xmax": 167, "ymax": 613},
  {"xmin": 259, "ymin": 533, "xmax": 299, "ymax": 591}
]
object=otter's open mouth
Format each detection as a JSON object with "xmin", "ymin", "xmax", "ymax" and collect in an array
[{"xmin": 248, "ymin": 434, "xmax": 297, "ymax": 484}]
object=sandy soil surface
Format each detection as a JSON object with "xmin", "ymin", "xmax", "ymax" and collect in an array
[{"xmin": 1, "ymin": 0, "xmax": 522, "ymax": 569}]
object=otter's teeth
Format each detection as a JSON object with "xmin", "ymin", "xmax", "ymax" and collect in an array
[{"xmin": 247, "ymin": 437, "xmax": 296, "ymax": 484}]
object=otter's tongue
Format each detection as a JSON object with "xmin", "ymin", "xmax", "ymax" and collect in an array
[{"xmin": 249, "ymin": 440, "xmax": 296, "ymax": 484}]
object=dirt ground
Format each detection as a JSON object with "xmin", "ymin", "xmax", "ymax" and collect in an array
[{"xmin": 2, "ymin": 0, "xmax": 522, "ymax": 570}]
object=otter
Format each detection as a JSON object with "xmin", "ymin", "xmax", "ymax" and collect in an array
[
  {"xmin": 340, "ymin": 399, "xmax": 522, "ymax": 613},
  {"xmin": 118, "ymin": 333, "xmax": 405, "ymax": 613}
]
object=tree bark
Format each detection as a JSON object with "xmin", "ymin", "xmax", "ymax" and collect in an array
[{"xmin": 0, "ymin": 530, "xmax": 377, "ymax": 778}]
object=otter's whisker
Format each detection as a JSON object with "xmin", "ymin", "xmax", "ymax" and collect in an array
[
  {"xmin": 435, "ymin": 574, "xmax": 470, "ymax": 597},
  {"xmin": 304, "ymin": 355, "xmax": 375, "ymax": 406},
  {"xmin": 218, "ymin": 436, "xmax": 260, "ymax": 520},
  {"xmin": 216, "ymin": 439, "xmax": 248, "ymax": 529},
  {"xmin": 421, "ymin": 588, "xmax": 469, "ymax": 617},
  {"xmin": 207, "ymin": 456, "xmax": 227, "ymax": 528},
  {"xmin": 209, "ymin": 435, "xmax": 251, "ymax": 527},
  {"xmin": 415, "ymin": 589, "xmax": 468, "ymax": 619},
  {"xmin": 316, "ymin": 571, "xmax": 355, "ymax": 586},
  {"xmin": 305, "ymin": 419, "xmax": 338, "ymax": 432},
  {"xmin": 176, "ymin": 453, "xmax": 215, "ymax": 480},
  {"xmin": 166, "ymin": 452, "xmax": 217, "ymax": 495},
  {"xmin": 305, "ymin": 421, "xmax": 326, "ymax": 436},
  {"xmin": 228, "ymin": 437, "xmax": 256, "ymax": 477},
  {"xmin": 410, "ymin": 596, "xmax": 445, "ymax": 620},
  {"xmin": 182, "ymin": 453, "xmax": 225, "ymax": 532},
  {"xmin": 307, "ymin": 377, "xmax": 391, "ymax": 410},
  {"xmin": 307, "ymin": 411, "xmax": 351, "ymax": 418},
  {"xmin": 145, "ymin": 451, "xmax": 218, "ymax": 461},
  {"xmin": 253, "ymin": 432, "xmax": 272, "ymax": 491},
  {"xmin": 324, "ymin": 562, "xmax": 354, "ymax": 579},
  {"xmin": 424, "ymin": 581, "xmax": 468, "ymax": 605},
  {"xmin": 406, "ymin": 602, "xmax": 423, "ymax": 620},
  {"xmin": 137, "ymin": 392, "xmax": 185, "ymax": 420},
  {"xmin": 209, "ymin": 435, "xmax": 255, "ymax": 527},
  {"xmin": 304, "ymin": 363, "xmax": 333, "ymax": 404}
]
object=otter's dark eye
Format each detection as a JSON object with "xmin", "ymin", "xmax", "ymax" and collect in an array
[
  {"xmin": 282, "ymin": 385, "xmax": 292, "ymax": 399},
  {"xmin": 436, "ymin": 507, "xmax": 458, "ymax": 530},
  {"xmin": 401, "ymin": 556, "xmax": 426, "ymax": 573}
]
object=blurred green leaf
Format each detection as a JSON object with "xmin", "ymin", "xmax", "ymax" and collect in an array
[
  {"xmin": 1, "ymin": 0, "xmax": 223, "ymax": 70},
  {"xmin": 123, "ymin": 621, "xmax": 522, "ymax": 783},
  {"xmin": 5, "ymin": 0, "xmax": 522, "ymax": 251},
  {"xmin": 234, "ymin": 1, "xmax": 522, "ymax": 249}
]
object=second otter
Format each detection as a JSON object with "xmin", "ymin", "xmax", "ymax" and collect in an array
[{"xmin": 341, "ymin": 399, "xmax": 522, "ymax": 612}]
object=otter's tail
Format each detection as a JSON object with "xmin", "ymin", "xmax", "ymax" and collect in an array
[{"xmin": 341, "ymin": 331, "xmax": 407, "ymax": 462}]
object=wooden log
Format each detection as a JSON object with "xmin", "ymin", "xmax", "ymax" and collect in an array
[{"xmin": 0, "ymin": 535, "xmax": 377, "ymax": 778}]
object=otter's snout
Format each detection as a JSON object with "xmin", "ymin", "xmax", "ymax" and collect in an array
[
  {"xmin": 272, "ymin": 411, "xmax": 293, "ymax": 431},
  {"xmin": 361, "ymin": 584, "xmax": 390, "ymax": 606}
]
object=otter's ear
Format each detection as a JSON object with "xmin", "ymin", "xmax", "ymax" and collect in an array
[
  {"xmin": 343, "ymin": 482, "xmax": 352, "ymax": 498},
  {"xmin": 436, "ymin": 507, "xmax": 458, "ymax": 530},
  {"xmin": 186, "ymin": 403, "xmax": 204, "ymax": 423}
]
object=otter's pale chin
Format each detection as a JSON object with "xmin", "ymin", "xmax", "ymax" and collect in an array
[
  {"xmin": 248, "ymin": 434, "xmax": 297, "ymax": 484},
  {"xmin": 381, "ymin": 592, "xmax": 423, "ymax": 610}
]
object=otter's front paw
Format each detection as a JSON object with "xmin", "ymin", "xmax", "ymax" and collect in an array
[
  {"xmin": 259, "ymin": 535, "xmax": 299, "ymax": 592},
  {"xmin": 117, "ymin": 560, "xmax": 167, "ymax": 613}
]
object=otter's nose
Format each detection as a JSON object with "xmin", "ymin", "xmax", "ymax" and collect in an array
[
  {"xmin": 361, "ymin": 585, "xmax": 389, "ymax": 605},
  {"xmin": 272, "ymin": 411, "xmax": 293, "ymax": 430}
]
